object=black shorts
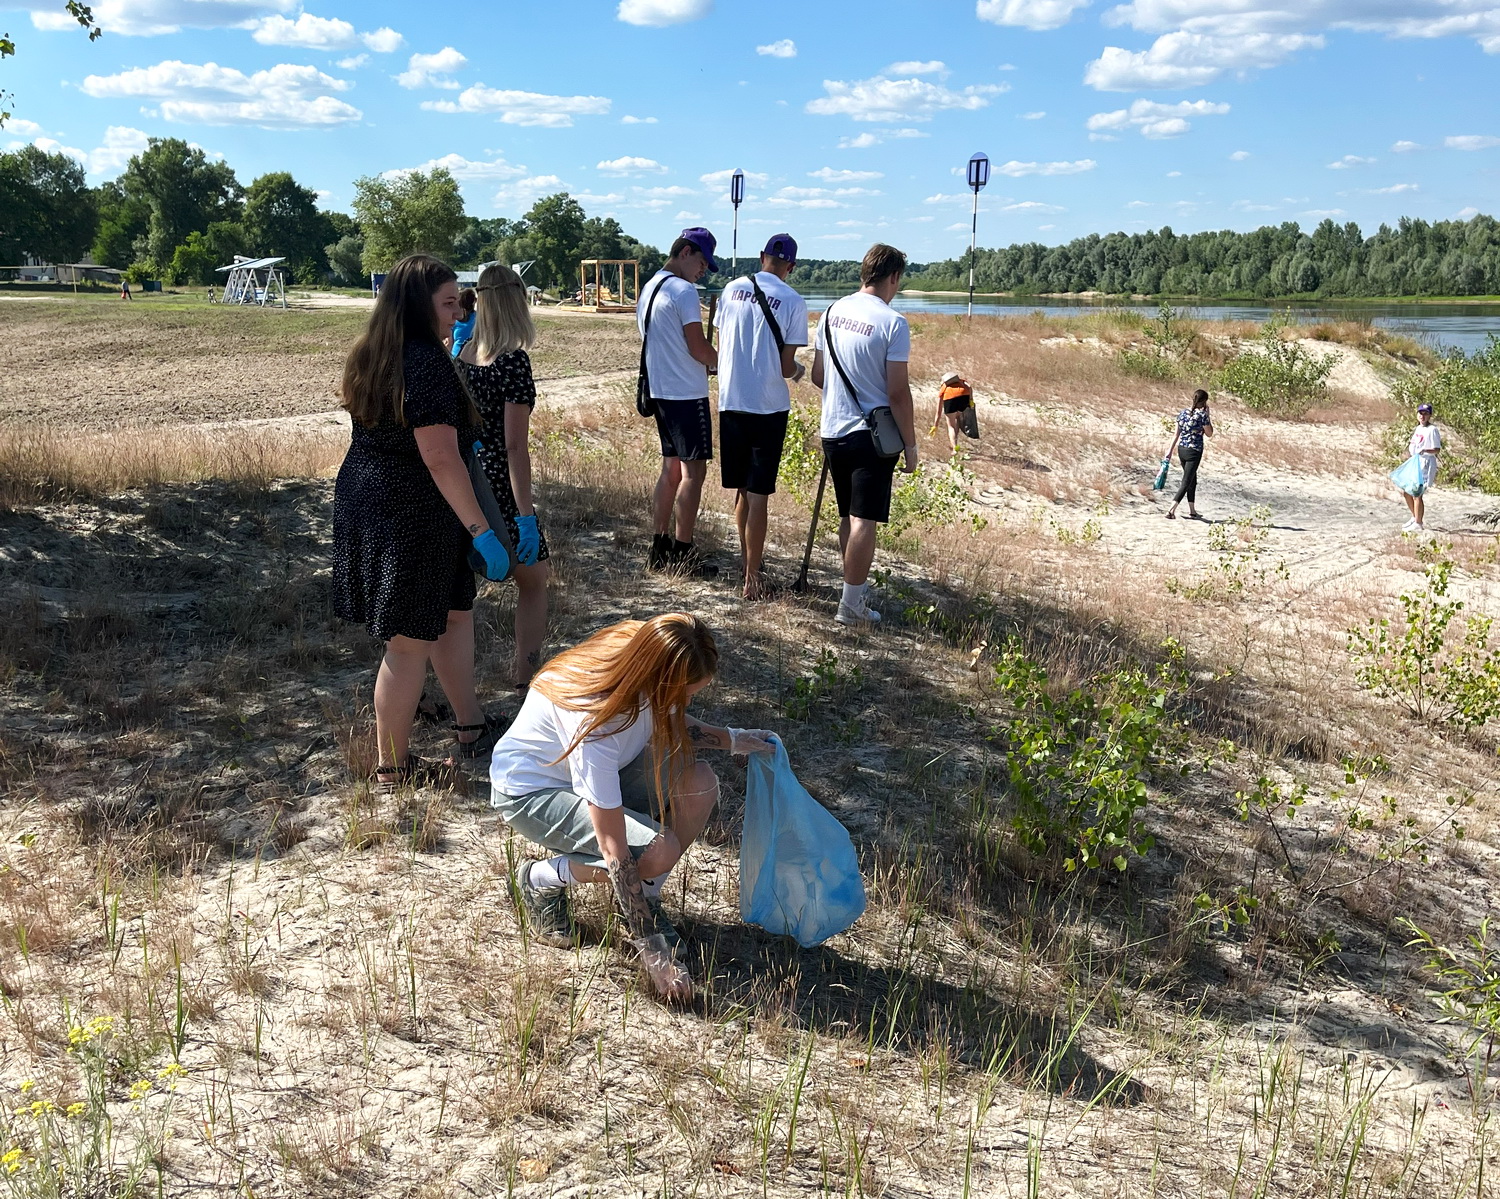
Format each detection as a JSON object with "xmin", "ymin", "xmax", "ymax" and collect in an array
[
  {"xmin": 719, "ymin": 409, "xmax": 789, "ymax": 495},
  {"xmin": 942, "ymin": 395, "xmax": 973, "ymax": 415},
  {"xmin": 822, "ymin": 429, "xmax": 898, "ymax": 524},
  {"xmin": 653, "ymin": 397, "xmax": 714, "ymax": 461}
]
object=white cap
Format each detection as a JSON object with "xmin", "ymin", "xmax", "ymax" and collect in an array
[{"xmin": 941, "ymin": 371, "xmax": 961, "ymax": 385}]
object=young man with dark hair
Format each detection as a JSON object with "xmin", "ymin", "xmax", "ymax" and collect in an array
[
  {"xmin": 638, "ymin": 227, "xmax": 720, "ymax": 572},
  {"xmin": 713, "ymin": 233, "xmax": 809, "ymax": 599},
  {"xmin": 810, "ymin": 243, "xmax": 918, "ymax": 627}
]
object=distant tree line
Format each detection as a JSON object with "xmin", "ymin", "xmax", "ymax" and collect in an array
[
  {"xmin": 0, "ymin": 139, "xmax": 667, "ymax": 293},
  {"xmin": 909, "ymin": 215, "xmax": 1500, "ymax": 299}
]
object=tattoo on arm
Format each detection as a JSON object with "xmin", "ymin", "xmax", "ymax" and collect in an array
[
  {"xmin": 467, "ymin": 522, "xmax": 483, "ymax": 535},
  {"xmin": 686, "ymin": 722, "xmax": 727, "ymax": 749},
  {"xmin": 607, "ymin": 857, "xmax": 658, "ymax": 941}
]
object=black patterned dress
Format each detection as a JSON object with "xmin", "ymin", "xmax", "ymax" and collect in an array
[
  {"xmin": 464, "ymin": 348, "xmax": 550, "ymax": 563},
  {"xmin": 332, "ymin": 340, "xmax": 479, "ymax": 642}
]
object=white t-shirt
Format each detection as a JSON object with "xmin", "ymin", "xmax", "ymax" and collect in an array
[
  {"xmin": 713, "ymin": 272, "xmax": 809, "ymax": 415},
  {"xmin": 490, "ymin": 684, "xmax": 654, "ymax": 810},
  {"xmin": 638, "ymin": 271, "xmax": 708, "ymax": 401},
  {"xmin": 1410, "ymin": 423, "xmax": 1442, "ymax": 484},
  {"xmin": 814, "ymin": 291, "xmax": 911, "ymax": 439}
]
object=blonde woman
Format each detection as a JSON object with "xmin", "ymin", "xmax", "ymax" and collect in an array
[
  {"xmin": 459, "ymin": 262, "xmax": 549, "ymax": 690},
  {"xmin": 490, "ymin": 614, "xmax": 775, "ymax": 1001}
]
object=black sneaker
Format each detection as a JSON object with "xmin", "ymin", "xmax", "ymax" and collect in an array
[
  {"xmin": 512, "ymin": 860, "xmax": 575, "ymax": 947},
  {"xmin": 669, "ymin": 540, "xmax": 719, "ymax": 577},
  {"xmin": 647, "ymin": 533, "xmax": 673, "ymax": 571}
]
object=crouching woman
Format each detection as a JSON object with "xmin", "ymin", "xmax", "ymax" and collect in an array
[{"xmin": 489, "ymin": 613, "xmax": 774, "ymax": 1001}]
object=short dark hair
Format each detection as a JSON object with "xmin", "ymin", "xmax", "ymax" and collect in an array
[
  {"xmin": 669, "ymin": 237, "xmax": 701, "ymax": 260},
  {"xmin": 1192, "ymin": 389, "xmax": 1209, "ymax": 409},
  {"xmin": 861, "ymin": 243, "xmax": 907, "ymax": 287},
  {"xmin": 458, "ymin": 287, "xmax": 476, "ymax": 317}
]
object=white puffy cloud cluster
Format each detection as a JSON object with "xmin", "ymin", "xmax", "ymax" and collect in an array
[
  {"xmin": 422, "ymin": 86, "xmax": 611, "ymax": 127},
  {"xmin": 388, "ymin": 154, "xmax": 527, "ymax": 181},
  {"xmin": 806, "ymin": 73, "xmax": 1007, "ymax": 122},
  {"xmin": 397, "ymin": 47, "xmax": 467, "ymax": 90},
  {"xmin": 997, "ymin": 158, "xmax": 1096, "ymax": 175},
  {"xmin": 32, "ymin": 0, "xmax": 290, "ymax": 37},
  {"xmin": 976, "ymin": 0, "xmax": 1090, "ymax": 31},
  {"xmin": 249, "ymin": 14, "xmax": 401, "ymax": 52},
  {"xmin": 616, "ymin": 0, "xmax": 710, "ymax": 26},
  {"xmin": 1086, "ymin": 97, "xmax": 1228, "ymax": 138},
  {"xmin": 7, "ymin": 123, "xmax": 154, "ymax": 176},
  {"xmin": 81, "ymin": 59, "xmax": 360, "ymax": 127},
  {"xmin": 756, "ymin": 39, "xmax": 796, "ymax": 57},
  {"xmin": 836, "ymin": 128, "xmax": 928, "ymax": 149},
  {"xmin": 597, "ymin": 156, "xmax": 668, "ymax": 175}
]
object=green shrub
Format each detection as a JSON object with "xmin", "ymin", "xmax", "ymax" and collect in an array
[
  {"xmin": 1216, "ymin": 314, "xmax": 1335, "ymax": 416},
  {"xmin": 1347, "ymin": 545, "xmax": 1500, "ymax": 728},
  {"xmin": 1391, "ymin": 336, "xmax": 1500, "ymax": 492},
  {"xmin": 881, "ymin": 457, "xmax": 987, "ymax": 550},
  {"xmin": 777, "ymin": 404, "xmax": 824, "ymax": 502},
  {"xmin": 1401, "ymin": 918, "xmax": 1500, "ymax": 1059},
  {"xmin": 991, "ymin": 638, "xmax": 1194, "ymax": 872}
]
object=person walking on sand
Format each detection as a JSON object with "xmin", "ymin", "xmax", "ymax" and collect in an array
[
  {"xmin": 639, "ymin": 228, "xmax": 720, "ymax": 575},
  {"xmin": 1164, "ymin": 389, "xmax": 1213, "ymax": 520},
  {"xmin": 1401, "ymin": 402, "xmax": 1442, "ymax": 532},
  {"xmin": 713, "ymin": 233, "xmax": 809, "ymax": 599},
  {"xmin": 459, "ymin": 262, "xmax": 550, "ymax": 690},
  {"xmin": 810, "ymin": 243, "xmax": 918, "ymax": 627},
  {"xmin": 490, "ymin": 613, "xmax": 776, "ymax": 1002},
  {"xmin": 332, "ymin": 254, "xmax": 513, "ymax": 794},
  {"xmin": 931, "ymin": 371, "xmax": 973, "ymax": 456}
]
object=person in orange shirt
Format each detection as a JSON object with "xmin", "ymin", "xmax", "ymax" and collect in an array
[{"xmin": 931, "ymin": 371, "xmax": 973, "ymax": 455}]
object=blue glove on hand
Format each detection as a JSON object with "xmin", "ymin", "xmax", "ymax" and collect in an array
[
  {"xmin": 469, "ymin": 528, "xmax": 511, "ymax": 581},
  {"xmin": 514, "ymin": 514, "xmax": 541, "ymax": 565}
]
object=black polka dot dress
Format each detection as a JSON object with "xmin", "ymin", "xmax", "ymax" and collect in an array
[
  {"xmin": 332, "ymin": 340, "xmax": 479, "ymax": 643},
  {"xmin": 464, "ymin": 348, "xmax": 550, "ymax": 563}
]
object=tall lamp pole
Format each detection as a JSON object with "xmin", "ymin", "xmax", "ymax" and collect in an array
[
  {"xmin": 730, "ymin": 168, "xmax": 745, "ymax": 276},
  {"xmin": 966, "ymin": 152, "xmax": 990, "ymax": 318}
]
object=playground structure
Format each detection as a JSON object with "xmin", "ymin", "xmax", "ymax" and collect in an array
[
  {"xmin": 215, "ymin": 257, "xmax": 288, "ymax": 307},
  {"xmin": 578, "ymin": 259, "xmax": 639, "ymax": 312}
]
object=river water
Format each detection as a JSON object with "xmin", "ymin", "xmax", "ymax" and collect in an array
[{"xmin": 795, "ymin": 292, "xmax": 1500, "ymax": 356}]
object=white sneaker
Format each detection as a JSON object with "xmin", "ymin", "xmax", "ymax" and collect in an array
[
  {"xmin": 835, "ymin": 594, "xmax": 882, "ymax": 627},
  {"xmin": 1412, "ymin": 522, "xmax": 1425, "ymax": 532},
  {"xmin": 1401, "ymin": 519, "xmax": 1417, "ymax": 532}
]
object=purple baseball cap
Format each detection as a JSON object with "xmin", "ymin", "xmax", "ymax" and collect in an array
[
  {"xmin": 762, "ymin": 233, "xmax": 798, "ymax": 263},
  {"xmin": 678, "ymin": 227, "xmax": 718, "ymax": 271},
  {"xmin": 1417, "ymin": 403, "xmax": 1433, "ymax": 413}
]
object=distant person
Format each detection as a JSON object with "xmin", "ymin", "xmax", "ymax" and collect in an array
[
  {"xmin": 809, "ymin": 243, "xmax": 918, "ymax": 627},
  {"xmin": 490, "ymin": 613, "xmax": 775, "ymax": 1002},
  {"xmin": 1402, "ymin": 402, "xmax": 1442, "ymax": 532},
  {"xmin": 459, "ymin": 262, "xmax": 549, "ymax": 690},
  {"xmin": 713, "ymin": 233, "xmax": 808, "ymax": 599},
  {"xmin": 120, "ymin": 278, "xmax": 131, "ymax": 301},
  {"xmin": 639, "ymin": 228, "xmax": 720, "ymax": 574},
  {"xmin": 1164, "ymin": 389, "xmax": 1213, "ymax": 520},
  {"xmin": 332, "ymin": 254, "xmax": 512, "ymax": 793},
  {"xmin": 931, "ymin": 371, "xmax": 973, "ymax": 456},
  {"xmin": 450, "ymin": 287, "xmax": 476, "ymax": 358}
]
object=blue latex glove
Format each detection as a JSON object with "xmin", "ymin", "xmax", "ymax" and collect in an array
[
  {"xmin": 514, "ymin": 514, "xmax": 540, "ymax": 565},
  {"xmin": 469, "ymin": 529, "xmax": 511, "ymax": 581}
]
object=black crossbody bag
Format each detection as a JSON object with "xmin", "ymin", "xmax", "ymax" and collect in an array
[
  {"xmin": 748, "ymin": 274, "xmax": 786, "ymax": 355},
  {"xmin": 822, "ymin": 302, "xmax": 904, "ymax": 459},
  {"xmin": 635, "ymin": 275, "xmax": 670, "ymax": 418}
]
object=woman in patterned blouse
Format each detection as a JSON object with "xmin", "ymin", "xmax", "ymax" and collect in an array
[{"xmin": 1164, "ymin": 389, "xmax": 1214, "ymax": 520}]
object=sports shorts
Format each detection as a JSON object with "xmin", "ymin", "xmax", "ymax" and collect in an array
[
  {"xmin": 719, "ymin": 409, "xmax": 789, "ymax": 495},
  {"xmin": 653, "ymin": 397, "xmax": 714, "ymax": 461},
  {"xmin": 942, "ymin": 395, "xmax": 973, "ymax": 415},
  {"xmin": 821, "ymin": 429, "xmax": 898, "ymax": 524}
]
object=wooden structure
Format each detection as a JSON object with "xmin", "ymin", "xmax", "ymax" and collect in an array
[
  {"xmin": 579, "ymin": 259, "xmax": 639, "ymax": 313},
  {"xmin": 215, "ymin": 256, "xmax": 288, "ymax": 307}
]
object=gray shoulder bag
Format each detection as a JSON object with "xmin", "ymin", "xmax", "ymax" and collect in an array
[{"xmin": 822, "ymin": 303, "xmax": 904, "ymax": 459}]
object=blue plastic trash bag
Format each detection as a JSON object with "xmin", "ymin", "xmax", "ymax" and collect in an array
[
  {"xmin": 741, "ymin": 737, "xmax": 866, "ymax": 947},
  {"xmin": 1153, "ymin": 458, "xmax": 1171, "ymax": 491},
  {"xmin": 1390, "ymin": 453, "xmax": 1426, "ymax": 498}
]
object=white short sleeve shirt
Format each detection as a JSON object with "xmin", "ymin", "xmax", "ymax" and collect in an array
[
  {"xmin": 638, "ymin": 271, "xmax": 708, "ymax": 401},
  {"xmin": 814, "ymin": 291, "xmax": 910, "ymax": 439},
  {"xmin": 490, "ymin": 685, "xmax": 654, "ymax": 810},
  {"xmin": 1410, "ymin": 423, "xmax": 1442, "ymax": 485},
  {"xmin": 713, "ymin": 272, "xmax": 809, "ymax": 415}
]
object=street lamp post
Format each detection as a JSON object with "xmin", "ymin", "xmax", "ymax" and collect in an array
[
  {"xmin": 730, "ymin": 168, "xmax": 745, "ymax": 277},
  {"xmin": 966, "ymin": 152, "xmax": 990, "ymax": 318}
]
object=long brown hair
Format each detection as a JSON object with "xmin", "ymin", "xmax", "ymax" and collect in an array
[
  {"xmin": 534, "ymin": 614, "xmax": 719, "ymax": 809},
  {"xmin": 341, "ymin": 254, "xmax": 474, "ymax": 427}
]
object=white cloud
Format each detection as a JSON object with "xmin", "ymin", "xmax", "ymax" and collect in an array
[
  {"xmin": 809, "ymin": 167, "xmax": 883, "ymax": 182},
  {"xmin": 391, "ymin": 153, "xmax": 526, "ymax": 181},
  {"xmin": 1084, "ymin": 32, "xmax": 1322, "ymax": 90},
  {"xmin": 924, "ymin": 192, "xmax": 969, "ymax": 204},
  {"xmin": 81, "ymin": 60, "xmax": 360, "ymax": 127},
  {"xmin": 86, "ymin": 125, "xmax": 151, "ymax": 174},
  {"xmin": 31, "ymin": 0, "xmax": 290, "ymax": 38},
  {"xmin": 573, "ymin": 192, "xmax": 624, "ymax": 206},
  {"xmin": 336, "ymin": 53, "xmax": 368, "ymax": 70},
  {"xmin": 886, "ymin": 60, "xmax": 947, "ymax": 76},
  {"xmin": 819, "ymin": 233, "xmax": 863, "ymax": 241},
  {"xmin": 620, "ymin": 114, "xmax": 658, "ymax": 124},
  {"xmin": 1038, "ymin": 223, "xmax": 1056, "ymax": 231},
  {"xmin": 838, "ymin": 132, "xmax": 881, "ymax": 148},
  {"xmin": 756, "ymin": 39, "xmax": 796, "ymax": 57},
  {"xmin": 493, "ymin": 174, "xmax": 564, "ymax": 208},
  {"xmin": 1328, "ymin": 154, "xmax": 1375, "ymax": 169},
  {"xmin": 423, "ymin": 85, "xmax": 611, "ymax": 127},
  {"xmin": 1457, "ymin": 206, "xmax": 1481, "ymax": 218},
  {"xmin": 1021, "ymin": 110, "xmax": 1046, "ymax": 119},
  {"xmin": 597, "ymin": 155, "xmax": 667, "ymax": 175},
  {"xmin": 945, "ymin": 222, "xmax": 970, "ymax": 231},
  {"xmin": 1303, "ymin": 208, "xmax": 1346, "ymax": 217},
  {"xmin": 1391, "ymin": 139, "xmax": 1422, "ymax": 152},
  {"xmin": 250, "ymin": 13, "xmax": 353, "ymax": 47},
  {"xmin": 976, "ymin": 0, "xmax": 1090, "ymax": 31},
  {"xmin": 1086, "ymin": 97, "xmax": 1228, "ymax": 138},
  {"xmin": 397, "ymin": 47, "xmax": 466, "ymax": 89},
  {"xmin": 1166, "ymin": 170, "xmax": 1181, "ymax": 176},
  {"xmin": 1369, "ymin": 183, "xmax": 1420, "ymax": 194},
  {"xmin": 997, "ymin": 158, "xmax": 1095, "ymax": 175},
  {"xmin": 699, "ymin": 168, "xmax": 770, "ymax": 188},
  {"xmin": 635, "ymin": 185, "xmax": 696, "ymax": 197},
  {"xmin": 6, "ymin": 118, "xmax": 45, "ymax": 136},
  {"xmin": 617, "ymin": 0, "xmax": 710, "ymax": 26},
  {"xmin": 1127, "ymin": 199, "xmax": 1151, "ymax": 207},
  {"xmin": 806, "ymin": 74, "xmax": 1006, "ymax": 122},
  {"xmin": 362, "ymin": 27, "xmax": 404, "ymax": 52},
  {"xmin": 1003, "ymin": 200, "xmax": 1065, "ymax": 212},
  {"xmin": 1229, "ymin": 149, "xmax": 1250, "ymax": 161},
  {"xmin": 27, "ymin": 135, "xmax": 88, "ymax": 161},
  {"xmin": 1446, "ymin": 134, "xmax": 1500, "ymax": 150},
  {"xmin": 674, "ymin": 210, "xmax": 702, "ymax": 220}
]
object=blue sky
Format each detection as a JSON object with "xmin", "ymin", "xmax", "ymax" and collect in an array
[{"xmin": 4, "ymin": 0, "xmax": 1499, "ymax": 262}]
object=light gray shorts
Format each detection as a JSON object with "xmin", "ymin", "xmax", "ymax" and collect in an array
[{"xmin": 491, "ymin": 750, "xmax": 667, "ymax": 870}]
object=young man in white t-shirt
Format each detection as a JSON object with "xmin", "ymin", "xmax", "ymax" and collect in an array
[
  {"xmin": 810, "ymin": 243, "xmax": 918, "ymax": 627},
  {"xmin": 713, "ymin": 233, "xmax": 809, "ymax": 599},
  {"xmin": 638, "ymin": 227, "xmax": 720, "ymax": 572},
  {"xmin": 1402, "ymin": 402, "xmax": 1442, "ymax": 531}
]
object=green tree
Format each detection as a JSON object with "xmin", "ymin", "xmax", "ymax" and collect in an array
[
  {"xmin": 243, "ymin": 171, "xmax": 332, "ymax": 282},
  {"xmin": 118, "ymin": 138, "xmax": 242, "ymax": 273},
  {"xmin": 167, "ymin": 231, "xmax": 216, "ymax": 285},
  {"xmin": 0, "ymin": 144, "xmax": 96, "ymax": 263},
  {"xmin": 90, "ymin": 179, "xmax": 150, "ymax": 268},
  {"xmin": 351, "ymin": 168, "xmax": 466, "ymax": 273},
  {"xmin": 517, "ymin": 193, "xmax": 587, "ymax": 290},
  {"xmin": 325, "ymin": 233, "xmax": 367, "ymax": 286}
]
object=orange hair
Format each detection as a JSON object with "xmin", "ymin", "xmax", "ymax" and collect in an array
[{"xmin": 533, "ymin": 613, "xmax": 719, "ymax": 813}]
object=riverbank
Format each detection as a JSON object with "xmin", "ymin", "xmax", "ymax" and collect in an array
[{"xmin": 902, "ymin": 286, "xmax": 1500, "ymax": 306}]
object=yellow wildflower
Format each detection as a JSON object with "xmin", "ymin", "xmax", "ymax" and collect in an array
[
  {"xmin": 128, "ymin": 1080, "xmax": 151, "ymax": 1102},
  {"xmin": 18, "ymin": 1081, "xmax": 33, "ymax": 1094},
  {"xmin": 65, "ymin": 1103, "xmax": 86, "ymax": 1119}
]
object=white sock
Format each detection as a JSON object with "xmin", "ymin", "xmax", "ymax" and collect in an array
[
  {"xmin": 528, "ymin": 856, "xmax": 573, "ymax": 892},
  {"xmin": 841, "ymin": 582, "xmax": 866, "ymax": 610},
  {"xmin": 643, "ymin": 872, "xmax": 668, "ymax": 900}
]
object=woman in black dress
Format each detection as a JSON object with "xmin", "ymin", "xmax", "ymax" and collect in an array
[
  {"xmin": 333, "ymin": 255, "xmax": 512, "ymax": 792},
  {"xmin": 458, "ymin": 262, "xmax": 550, "ymax": 689}
]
